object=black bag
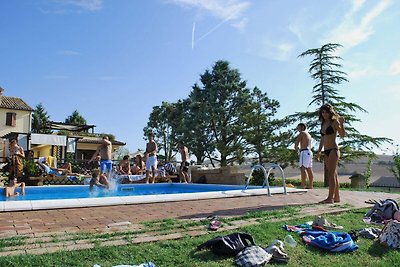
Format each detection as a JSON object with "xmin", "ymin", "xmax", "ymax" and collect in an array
[
  {"xmin": 365, "ymin": 199, "xmax": 399, "ymax": 222},
  {"xmin": 196, "ymin": 232, "xmax": 256, "ymax": 256}
]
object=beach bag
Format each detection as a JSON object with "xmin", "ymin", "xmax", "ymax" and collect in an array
[
  {"xmin": 365, "ymin": 199, "xmax": 399, "ymax": 223},
  {"xmin": 379, "ymin": 220, "xmax": 400, "ymax": 248},
  {"xmin": 196, "ymin": 232, "xmax": 256, "ymax": 256}
]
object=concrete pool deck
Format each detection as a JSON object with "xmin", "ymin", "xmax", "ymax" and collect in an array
[{"xmin": 0, "ymin": 189, "xmax": 399, "ymax": 256}]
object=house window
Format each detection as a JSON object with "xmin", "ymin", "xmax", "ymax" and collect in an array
[{"xmin": 6, "ymin": 112, "xmax": 16, "ymax": 126}]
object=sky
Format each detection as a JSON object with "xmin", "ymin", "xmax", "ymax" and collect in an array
[{"xmin": 1, "ymin": 0, "xmax": 399, "ymax": 156}]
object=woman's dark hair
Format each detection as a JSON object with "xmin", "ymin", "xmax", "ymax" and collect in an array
[
  {"xmin": 123, "ymin": 155, "xmax": 130, "ymax": 160},
  {"xmin": 318, "ymin": 103, "xmax": 339, "ymax": 122}
]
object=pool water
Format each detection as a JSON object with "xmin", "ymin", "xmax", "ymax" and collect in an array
[{"xmin": 1, "ymin": 183, "xmax": 261, "ymax": 201}]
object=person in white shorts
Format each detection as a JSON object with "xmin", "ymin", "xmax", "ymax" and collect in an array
[
  {"xmin": 294, "ymin": 123, "xmax": 314, "ymax": 189},
  {"xmin": 145, "ymin": 132, "xmax": 158, "ymax": 183}
]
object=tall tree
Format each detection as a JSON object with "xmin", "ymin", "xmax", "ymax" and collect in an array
[
  {"xmin": 242, "ymin": 87, "xmax": 292, "ymax": 165},
  {"xmin": 65, "ymin": 110, "xmax": 87, "ymax": 126},
  {"xmin": 31, "ymin": 103, "xmax": 52, "ymax": 134},
  {"xmin": 292, "ymin": 43, "xmax": 390, "ymax": 185},
  {"xmin": 180, "ymin": 94, "xmax": 215, "ymax": 165},
  {"xmin": 190, "ymin": 60, "xmax": 251, "ymax": 166},
  {"xmin": 143, "ymin": 101, "xmax": 182, "ymax": 162}
]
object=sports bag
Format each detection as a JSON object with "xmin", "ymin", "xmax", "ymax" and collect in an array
[
  {"xmin": 365, "ymin": 199, "xmax": 399, "ymax": 223},
  {"xmin": 196, "ymin": 232, "xmax": 256, "ymax": 256}
]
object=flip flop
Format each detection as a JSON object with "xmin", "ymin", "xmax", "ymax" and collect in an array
[{"xmin": 207, "ymin": 216, "xmax": 221, "ymax": 231}]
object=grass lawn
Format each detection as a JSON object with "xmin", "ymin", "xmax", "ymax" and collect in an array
[{"xmin": 0, "ymin": 207, "xmax": 399, "ymax": 267}]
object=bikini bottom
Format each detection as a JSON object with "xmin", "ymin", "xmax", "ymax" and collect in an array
[{"xmin": 324, "ymin": 148, "xmax": 338, "ymax": 157}]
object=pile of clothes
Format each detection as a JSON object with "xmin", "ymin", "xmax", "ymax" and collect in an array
[{"xmin": 195, "ymin": 232, "xmax": 290, "ymax": 266}]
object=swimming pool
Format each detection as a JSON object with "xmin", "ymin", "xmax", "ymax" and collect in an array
[{"xmin": 0, "ymin": 183, "xmax": 306, "ymax": 212}]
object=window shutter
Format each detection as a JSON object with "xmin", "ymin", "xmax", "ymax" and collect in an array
[{"xmin": 6, "ymin": 112, "xmax": 16, "ymax": 126}]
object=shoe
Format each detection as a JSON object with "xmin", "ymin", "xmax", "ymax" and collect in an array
[
  {"xmin": 264, "ymin": 245, "xmax": 289, "ymax": 263},
  {"xmin": 267, "ymin": 239, "xmax": 284, "ymax": 251},
  {"xmin": 207, "ymin": 215, "xmax": 221, "ymax": 231}
]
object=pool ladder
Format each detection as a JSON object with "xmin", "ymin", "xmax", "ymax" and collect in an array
[{"xmin": 243, "ymin": 163, "xmax": 287, "ymax": 196}]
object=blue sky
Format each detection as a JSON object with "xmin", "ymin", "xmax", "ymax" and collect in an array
[{"xmin": 1, "ymin": 0, "xmax": 399, "ymax": 155}]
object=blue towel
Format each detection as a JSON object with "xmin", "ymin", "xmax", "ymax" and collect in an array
[{"xmin": 302, "ymin": 230, "xmax": 358, "ymax": 252}]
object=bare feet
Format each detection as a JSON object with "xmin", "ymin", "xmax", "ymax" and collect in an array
[{"xmin": 319, "ymin": 199, "xmax": 334, "ymax": 204}]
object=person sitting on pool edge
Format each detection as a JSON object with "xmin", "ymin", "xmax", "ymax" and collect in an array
[
  {"xmin": 4, "ymin": 177, "xmax": 25, "ymax": 198},
  {"xmin": 89, "ymin": 169, "xmax": 110, "ymax": 191}
]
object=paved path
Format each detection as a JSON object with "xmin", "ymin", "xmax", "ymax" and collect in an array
[{"xmin": 0, "ymin": 189, "xmax": 398, "ymax": 237}]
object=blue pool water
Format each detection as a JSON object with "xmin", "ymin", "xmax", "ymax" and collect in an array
[{"xmin": 1, "ymin": 183, "xmax": 263, "ymax": 202}]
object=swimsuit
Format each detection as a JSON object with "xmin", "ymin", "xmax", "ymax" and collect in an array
[
  {"xmin": 299, "ymin": 148, "xmax": 313, "ymax": 168},
  {"xmin": 324, "ymin": 148, "xmax": 338, "ymax": 157},
  {"xmin": 145, "ymin": 155, "xmax": 157, "ymax": 171},
  {"xmin": 320, "ymin": 125, "xmax": 335, "ymax": 136}
]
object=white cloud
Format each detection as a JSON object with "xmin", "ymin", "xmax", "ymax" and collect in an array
[
  {"xmin": 389, "ymin": 60, "xmax": 400, "ymax": 75},
  {"xmin": 169, "ymin": 0, "xmax": 250, "ymax": 27},
  {"xmin": 254, "ymin": 39, "xmax": 294, "ymax": 61},
  {"xmin": 348, "ymin": 66, "xmax": 373, "ymax": 80},
  {"xmin": 41, "ymin": 0, "xmax": 103, "ymax": 13},
  {"xmin": 323, "ymin": 0, "xmax": 392, "ymax": 49},
  {"xmin": 57, "ymin": 50, "xmax": 81, "ymax": 56}
]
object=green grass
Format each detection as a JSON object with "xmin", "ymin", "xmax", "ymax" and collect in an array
[{"xmin": 0, "ymin": 208, "xmax": 399, "ymax": 267}]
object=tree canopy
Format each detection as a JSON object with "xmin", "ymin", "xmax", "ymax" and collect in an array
[{"xmin": 31, "ymin": 103, "xmax": 52, "ymax": 134}]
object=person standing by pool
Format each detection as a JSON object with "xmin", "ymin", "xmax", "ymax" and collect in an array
[
  {"xmin": 177, "ymin": 141, "xmax": 190, "ymax": 183},
  {"xmin": 89, "ymin": 136, "xmax": 113, "ymax": 176},
  {"xmin": 8, "ymin": 139, "xmax": 25, "ymax": 181},
  {"xmin": 145, "ymin": 133, "xmax": 157, "ymax": 184},
  {"xmin": 294, "ymin": 123, "xmax": 314, "ymax": 189},
  {"xmin": 317, "ymin": 104, "xmax": 345, "ymax": 204}
]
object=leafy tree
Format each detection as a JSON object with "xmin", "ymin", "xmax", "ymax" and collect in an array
[
  {"xmin": 65, "ymin": 110, "xmax": 87, "ymax": 126},
  {"xmin": 31, "ymin": 103, "xmax": 52, "ymax": 134},
  {"xmin": 179, "ymin": 95, "xmax": 215, "ymax": 165},
  {"xmin": 242, "ymin": 87, "xmax": 292, "ymax": 165},
  {"xmin": 292, "ymin": 43, "xmax": 390, "ymax": 185},
  {"xmin": 189, "ymin": 60, "xmax": 252, "ymax": 166},
  {"xmin": 143, "ymin": 101, "xmax": 182, "ymax": 162}
]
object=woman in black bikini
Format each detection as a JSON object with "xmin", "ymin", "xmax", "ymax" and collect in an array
[{"xmin": 317, "ymin": 104, "xmax": 345, "ymax": 204}]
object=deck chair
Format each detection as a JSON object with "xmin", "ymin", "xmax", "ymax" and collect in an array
[{"xmin": 35, "ymin": 161, "xmax": 87, "ymax": 185}]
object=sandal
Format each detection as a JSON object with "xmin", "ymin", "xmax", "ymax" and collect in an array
[{"xmin": 207, "ymin": 216, "xmax": 221, "ymax": 231}]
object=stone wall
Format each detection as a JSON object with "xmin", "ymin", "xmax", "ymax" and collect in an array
[{"xmin": 190, "ymin": 166, "xmax": 248, "ymax": 185}]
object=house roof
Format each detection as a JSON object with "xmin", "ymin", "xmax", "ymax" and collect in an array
[
  {"xmin": 370, "ymin": 176, "xmax": 400, "ymax": 188},
  {"xmin": 76, "ymin": 136, "xmax": 125, "ymax": 146},
  {"xmin": 0, "ymin": 96, "xmax": 33, "ymax": 111}
]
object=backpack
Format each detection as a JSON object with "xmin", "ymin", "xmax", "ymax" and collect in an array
[
  {"xmin": 196, "ymin": 232, "xmax": 256, "ymax": 256},
  {"xmin": 365, "ymin": 199, "xmax": 399, "ymax": 223},
  {"xmin": 379, "ymin": 220, "xmax": 400, "ymax": 248}
]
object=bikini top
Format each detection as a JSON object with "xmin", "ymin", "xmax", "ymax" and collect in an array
[{"xmin": 320, "ymin": 125, "xmax": 335, "ymax": 136}]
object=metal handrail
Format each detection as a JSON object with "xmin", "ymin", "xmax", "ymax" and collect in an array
[
  {"xmin": 243, "ymin": 163, "xmax": 287, "ymax": 196},
  {"xmin": 264, "ymin": 163, "xmax": 287, "ymax": 195},
  {"xmin": 244, "ymin": 164, "xmax": 271, "ymax": 196}
]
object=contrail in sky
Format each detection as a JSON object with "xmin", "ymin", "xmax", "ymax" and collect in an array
[
  {"xmin": 192, "ymin": 22, "xmax": 196, "ymax": 49},
  {"xmin": 196, "ymin": 14, "xmax": 234, "ymax": 44}
]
